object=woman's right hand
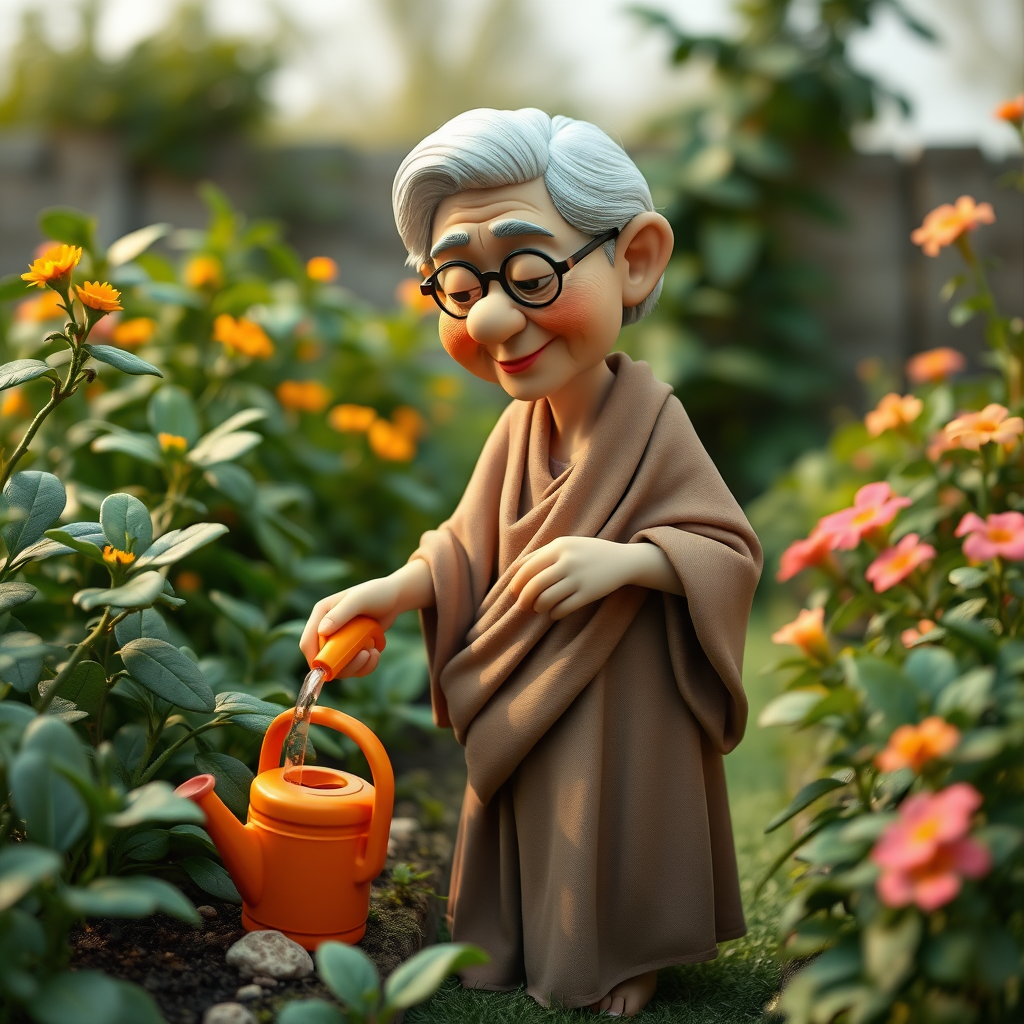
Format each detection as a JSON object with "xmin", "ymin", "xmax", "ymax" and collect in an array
[{"xmin": 299, "ymin": 560, "xmax": 435, "ymax": 678}]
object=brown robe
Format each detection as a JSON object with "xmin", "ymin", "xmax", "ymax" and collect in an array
[{"xmin": 412, "ymin": 353, "xmax": 762, "ymax": 1008}]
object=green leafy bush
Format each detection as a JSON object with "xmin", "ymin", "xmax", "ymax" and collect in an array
[{"xmin": 755, "ymin": 126, "xmax": 1024, "ymax": 1022}]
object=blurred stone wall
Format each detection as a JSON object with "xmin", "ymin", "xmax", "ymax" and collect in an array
[{"xmin": 1, "ymin": 131, "xmax": 1021, "ymax": 396}]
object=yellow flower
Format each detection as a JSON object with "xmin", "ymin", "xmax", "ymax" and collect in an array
[
  {"xmin": 865, "ymin": 393, "xmax": 923, "ymax": 437},
  {"xmin": 943, "ymin": 404, "xmax": 1024, "ymax": 451},
  {"xmin": 158, "ymin": 432, "xmax": 189, "ymax": 453},
  {"xmin": 1, "ymin": 389, "xmax": 32, "ymax": 419},
  {"xmin": 276, "ymin": 380, "xmax": 332, "ymax": 413},
  {"xmin": 306, "ymin": 256, "xmax": 338, "ymax": 282},
  {"xmin": 75, "ymin": 281, "xmax": 123, "ymax": 313},
  {"xmin": 212, "ymin": 314, "xmax": 274, "ymax": 359},
  {"xmin": 112, "ymin": 317, "xmax": 157, "ymax": 348},
  {"xmin": 21, "ymin": 244, "xmax": 82, "ymax": 290},
  {"xmin": 392, "ymin": 405, "xmax": 426, "ymax": 440},
  {"xmin": 16, "ymin": 291, "xmax": 65, "ymax": 322},
  {"xmin": 184, "ymin": 255, "xmax": 223, "ymax": 289},
  {"xmin": 368, "ymin": 418, "xmax": 416, "ymax": 461},
  {"xmin": 328, "ymin": 404, "xmax": 378, "ymax": 433},
  {"xmin": 102, "ymin": 545, "xmax": 136, "ymax": 566}
]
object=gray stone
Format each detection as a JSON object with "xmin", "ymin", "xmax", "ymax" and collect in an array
[
  {"xmin": 251, "ymin": 976, "xmax": 278, "ymax": 987},
  {"xmin": 202, "ymin": 1004, "xmax": 256, "ymax": 1024},
  {"xmin": 197, "ymin": 905, "xmax": 218, "ymax": 919},
  {"xmin": 226, "ymin": 930, "xmax": 314, "ymax": 980},
  {"xmin": 235, "ymin": 985, "xmax": 262, "ymax": 1002}
]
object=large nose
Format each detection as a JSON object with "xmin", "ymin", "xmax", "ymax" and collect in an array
[{"xmin": 465, "ymin": 281, "xmax": 527, "ymax": 348}]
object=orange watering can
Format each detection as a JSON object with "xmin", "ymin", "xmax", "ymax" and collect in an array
[{"xmin": 175, "ymin": 616, "xmax": 392, "ymax": 950}]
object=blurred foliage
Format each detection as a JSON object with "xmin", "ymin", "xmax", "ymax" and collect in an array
[
  {"xmin": 0, "ymin": 1, "xmax": 278, "ymax": 176},
  {"xmin": 625, "ymin": 0, "xmax": 936, "ymax": 502}
]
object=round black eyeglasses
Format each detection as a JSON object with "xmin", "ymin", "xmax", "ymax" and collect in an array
[{"xmin": 419, "ymin": 228, "xmax": 620, "ymax": 319}]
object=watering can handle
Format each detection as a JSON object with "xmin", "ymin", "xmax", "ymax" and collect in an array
[
  {"xmin": 311, "ymin": 615, "xmax": 385, "ymax": 681},
  {"xmin": 259, "ymin": 705, "xmax": 395, "ymax": 883}
]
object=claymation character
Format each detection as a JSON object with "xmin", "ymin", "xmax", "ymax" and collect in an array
[{"xmin": 301, "ymin": 108, "xmax": 762, "ymax": 1017}]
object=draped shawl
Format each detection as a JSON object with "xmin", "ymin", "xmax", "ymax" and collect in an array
[{"xmin": 413, "ymin": 353, "xmax": 762, "ymax": 1007}]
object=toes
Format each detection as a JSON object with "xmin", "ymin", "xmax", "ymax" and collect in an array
[
  {"xmin": 608, "ymin": 994, "xmax": 625, "ymax": 1016},
  {"xmin": 599, "ymin": 995, "xmax": 612, "ymax": 1012}
]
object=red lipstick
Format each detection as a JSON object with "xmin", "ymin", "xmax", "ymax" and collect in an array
[{"xmin": 498, "ymin": 341, "xmax": 549, "ymax": 374}]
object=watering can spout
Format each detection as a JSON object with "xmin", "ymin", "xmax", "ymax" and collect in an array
[{"xmin": 175, "ymin": 774, "xmax": 264, "ymax": 906}]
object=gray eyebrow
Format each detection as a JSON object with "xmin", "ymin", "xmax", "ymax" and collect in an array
[
  {"xmin": 490, "ymin": 219, "xmax": 555, "ymax": 239},
  {"xmin": 429, "ymin": 231, "xmax": 470, "ymax": 259}
]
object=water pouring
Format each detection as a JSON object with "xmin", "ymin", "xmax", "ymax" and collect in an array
[{"xmin": 175, "ymin": 616, "xmax": 391, "ymax": 950}]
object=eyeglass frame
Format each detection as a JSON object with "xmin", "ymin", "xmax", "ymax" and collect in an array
[{"xmin": 419, "ymin": 227, "xmax": 621, "ymax": 319}]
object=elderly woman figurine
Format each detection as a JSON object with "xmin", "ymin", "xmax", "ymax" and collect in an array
[{"xmin": 301, "ymin": 108, "xmax": 761, "ymax": 1017}]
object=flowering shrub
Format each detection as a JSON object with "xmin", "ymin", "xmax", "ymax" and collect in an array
[
  {"xmin": 754, "ymin": 108, "xmax": 1024, "ymax": 1023},
  {"xmin": 0, "ymin": 190, "xmax": 497, "ymax": 1019}
]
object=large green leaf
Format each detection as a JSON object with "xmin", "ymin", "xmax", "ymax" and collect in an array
[
  {"xmin": 86, "ymin": 345, "xmax": 163, "ymax": 377},
  {"xmin": 0, "ymin": 358, "xmax": 57, "ymax": 392},
  {"xmin": 0, "ymin": 581, "xmax": 37, "ymax": 613},
  {"xmin": 75, "ymin": 570, "xmax": 167, "ymax": 612},
  {"xmin": 10, "ymin": 748, "xmax": 89, "ymax": 851},
  {"xmin": 316, "ymin": 941, "xmax": 380, "ymax": 1016},
  {"xmin": 38, "ymin": 207, "xmax": 96, "ymax": 250},
  {"xmin": 847, "ymin": 656, "xmax": 919, "ymax": 730},
  {"xmin": 204, "ymin": 461, "xmax": 257, "ymax": 504},
  {"xmin": 100, "ymin": 492, "xmax": 153, "ymax": 554},
  {"xmin": 188, "ymin": 430, "xmax": 262, "ymax": 468},
  {"xmin": 277, "ymin": 1000, "xmax": 346, "ymax": 1024},
  {"xmin": 383, "ymin": 943, "xmax": 490, "ymax": 1012},
  {"xmin": 133, "ymin": 522, "xmax": 228, "ymax": 570},
  {"xmin": 106, "ymin": 780, "xmax": 205, "ymax": 828},
  {"xmin": 0, "ymin": 843, "xmax": 63, "ymax": 911},
  {"xmin": 106, "ymin": 223, "xmax": 171, "ymax": 267},
  {"xmin": 765, "ymin": 777, "xmax": 848, "ymax": 833},
  {"xmin": 194, "ymin": 751, "xmax": 254, "ymax": 820},
  {"xmin": 213, "ymin": 691, "xmax": 285, "ymax": 732},
  {"xmin": 123, "ymin": 829, "xmax": 170, "ymax": 862},
  {"xmin": 1, "ymin": 471, "xmax": 66, "ymax": 557},
  {"xmin": 757, "ymin": 689, "xmax": 824, "ymax": 727},
  {"xmin": 200, "ymin": 408, "xmax": 267, "ymax": 442},
  {"xmin": 57, "ymin": 660, "xmax": 106, "ymax": 717},
  {"xmin": 114, "ymin": 607, "xmax": 171, "ymax": 646},
  {"xmin": 147, "ymin": 384, "xmax": 200, "ymax": 445},
  {"xmin": 42, "ymin": 527, "xmax": 106, "ymax": 565},
  {"xmin": 63, "ymin": 876, "xmax": 199, "ymax": 923},
  {"xmin": 210, "ymin": 590, "xmax": 268, "ymax": 634},
  {"xmin": 119, "ymin": 637, "xmax": 215, "ymax": 711},
  {"xmin": 30, "ymin": 969, "xmax": 165, "ymax": 1024},
  {"xmin": 17, "ymin": 521, "xmax": 104, "ymax": 563},
  {"xmin": 0, "ymin": 631, "xmax": 48, "ymax": 692},
  {"xmin": 181, "ymin": 856, "xmax": 242, "ymax": 903},
  {"xmin": 91, "ymin": 431, "xmax": 163, "ymax": 466}
]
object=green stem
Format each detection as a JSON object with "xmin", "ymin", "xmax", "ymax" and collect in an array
[
  {"xmin": 38, "ymin": 608, "xmax": 113, "ymax": 714},
  {"xmin": 136, "ymin": 718, "xmax": 230, "ymax": 785}
]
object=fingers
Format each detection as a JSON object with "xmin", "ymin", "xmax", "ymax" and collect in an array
[
  {"xmin": 300, "ymin": 594, "xmax": 342, "ymax": 666},
  {"xmin": 334, "ymin": 647, "xmax": 380, "ymax": 679},
  {"xmin": 530, "ymin": 576, "xmax": 578, "ymax": 616},
  {"xmin": 509, "ymin": 543, "xmax": 559, "ymax": 597},
  {"xmin": 515, "ymin": 562, "xmax": 569, "ymax": 612}
]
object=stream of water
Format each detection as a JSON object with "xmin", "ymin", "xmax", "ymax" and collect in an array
[{"xmin": 282, "ymin": 666, "xmax": 327, "ymax": 781}]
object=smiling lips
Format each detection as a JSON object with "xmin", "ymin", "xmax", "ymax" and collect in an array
[{"xmin": 497, "ymin": 340, "xmax": 550, "ymax": 374}]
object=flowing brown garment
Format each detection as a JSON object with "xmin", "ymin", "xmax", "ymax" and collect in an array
[{"xmin": 412, "ymin": 352, "xmax": 762, "ymax": 1008}]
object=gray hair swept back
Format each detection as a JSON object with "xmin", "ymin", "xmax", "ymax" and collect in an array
[{"xmin": 392, "ymin": 108, "xmax": 663, "ymax": 326}]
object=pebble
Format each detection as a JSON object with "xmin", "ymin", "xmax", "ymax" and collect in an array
[
  {"xmin": 388, "ymin": 816, "xmax": 419, "ymax": 855},
  {"xmin": 202, "ymin": 1004, "xmax": 256, "ymax": 1024},
  {"xmin": 235, "ymin": 984, "xmax": 262, "ymax": 1002},
  {"xmin": 252, "ymin": 976, "xmax": 278, "ymax": 988},
  {"xmin": 226, "ymin": 930, "xmax": 314, "ymax": 980},
  {"xmin": 197, "ymin": 905, "xmax": 219, "ymax": 920}
]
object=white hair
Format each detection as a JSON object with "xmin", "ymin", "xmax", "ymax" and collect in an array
[{"xmin": 392, "ymin": 108, "xmax": 662, "ymax": 326}]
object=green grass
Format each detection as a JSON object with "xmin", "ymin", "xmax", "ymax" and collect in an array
[{"xmin": 407, "ymin": 606, "xmax": 797, "ymax": 1023}]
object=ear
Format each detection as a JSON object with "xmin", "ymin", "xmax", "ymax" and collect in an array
[{"xmin": 615, "ymin": 212, "xmax": 674, "ymax": 309}]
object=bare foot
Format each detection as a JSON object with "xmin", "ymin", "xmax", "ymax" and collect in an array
[{"xmin": 588, "ymin": 970, "xmax": 657, "ymax": 1016}]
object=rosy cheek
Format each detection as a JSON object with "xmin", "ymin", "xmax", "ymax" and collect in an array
[
  {"xmin": 438, "ymin": 317, "xmax": 496, "ymax": 382},
  {"xmin": 529, "ymin": 278, "xmax": 609, "ymax": 337}
]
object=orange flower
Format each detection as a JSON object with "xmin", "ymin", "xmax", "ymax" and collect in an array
[
  {"xmin": 396, "ymin": 277, "xmax": 439, "ymax": 316},
  {"xmin": 865, "ymin": 393, "xmax": 922, "ymax": 437},
  {"xmin": 770, "ymin": 607, "xmax": 830, "ymax": 662},
  {"xmin": 994, "ymin": 94, "xmax": 1024, "ymax": 125},
  {"xmin": 276, "ymin": 380, "xmax": 332, "ymax": 413},
  {"xmin": 212, "ymin": 314, "xmax": 274, "ymax": 359},
  {"xmin": 175, "ymin": 570, "xmax": 203, "ymax": 592},
  {"xmin": 876, "ymin": 717, "xmax": 960, "ymax": 774},
  {"xmin": 112, "ymin": 317, "xmax": 158, "ymax": 348},
  {"xmin": 368, "ymin": 418, "xmax": 416, "ymax": 461},
  {"xmin": 943, "ymin": 403, "xmax": 1024, "ymax": 451},
  {"xmin": 184, "ymin": 255, "xmax": 223, "ymax": 289},
  {"xmin": 306, "ymin": 256, "xmax": 338, "ymax": 282},
  {"xmin": 328, "ymin": 404, "xmax": 378, "ymax": 433},
  {"xmin": 911, "ymin": 196, "xmax": 995, "ymax": 257},
  {"xmin": 102, "ymin": 545, "xmax": 136, "ymax": 566},
  {"xmin": 1, "ymin": 389, "xmax": 32, "ymax": 419},
  {"xmin": 865, "ymin": 533, "xmax": 936, "ymax": 593},
  {"xmin": 158, "ymin": 432, "xmax": 188, "ymax": 453},
  {"xmin": 901, "ymin": 619, "xmax": 938, "ymax": 648},
  {"xmin": 906, "ymin": 347, "xmax": 965, "ymax": 384},
  {"xmin": 777, "ymin": 529, "xmax": 835, "ymax": 582},
  {"xmin": 295, "ymin": 340, "xmax": 322, "ymax": 363},
  {"xmin": 21, "ymin": 243, "xmax": 82, "ymax": 290},
  {"xmin": 75, "ymin": 281, "xmax": 122, "ymax": 313},
  {"xmin": 16, "ymin": 290, "xmax": 65, "ymax": 322},
  {"xmin": 392, "ymin": 405, "xmax": 426, "ymax": 440}
]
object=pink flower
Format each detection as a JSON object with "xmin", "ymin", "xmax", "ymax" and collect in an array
[
  {"xmin": 770, "ymin": 607, "xmax": 830, "ymax": 662},
  {"xmin": 955, "ymin": 511, "xmax": 1024, "ymax": 562},
  {"xmin": 943, "ymin": 404, "xmax": 1023, "ymax": 451},
  {"xmin": 864, "ymin": 533, "xmax": 936, "ymax": 593},
  {"xmin": 816, "ymin": 482, "xmax": 912, "ymax": 551},
  {"xmin": 777, "ymin": 529, "xmax": 834, "ymax": 582},
  {"xmin": 901, "ymin": 619, "xmax": 938, "ymax": 647},
  {"xmin": 872, "ymin": 784, "xmax": 991, "ymax": 912}
]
